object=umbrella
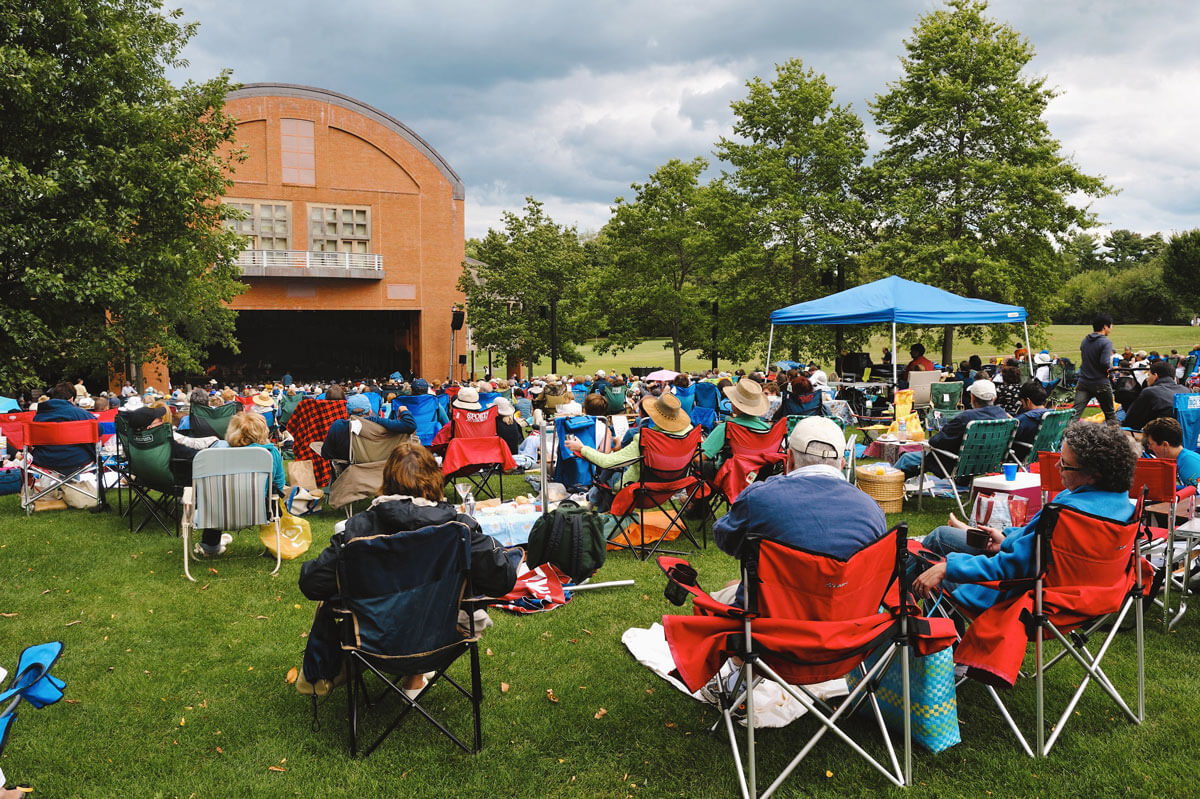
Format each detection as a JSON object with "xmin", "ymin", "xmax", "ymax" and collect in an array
[{"xmin": 645, "ymin": 369, "xmax": 680, "ymax": 382}]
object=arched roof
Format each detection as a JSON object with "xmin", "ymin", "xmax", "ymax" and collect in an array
[{"xmin": 226, "ymin": 83, "xmax": 465, "ymax": 200}]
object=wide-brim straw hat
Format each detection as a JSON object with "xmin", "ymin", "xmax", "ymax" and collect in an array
[
  {"xmin": 252, "ymin": 390, "xmax": 274, "ymax": 407},
  {"xmin": 644, "ymin": 392, "xmax": 690, "ymax": 433},
  {"xmin": 723, "ymin": 377, "xmax": 769, "ymax": 416}
]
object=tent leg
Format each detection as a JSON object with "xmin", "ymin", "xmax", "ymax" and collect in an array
[
  {"xmin": 766, "ymin": 324, "xmax": 775, "ymax": 372},
  {"xmin": 891, "ymin": 322, "xmax": 898, "ymax": 387},
  {"xmin": 1024, "ymin": 322, "xmax": 1034, "ymax": 372}
]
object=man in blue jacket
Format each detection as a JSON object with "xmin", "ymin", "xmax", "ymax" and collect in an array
[
  {"xmin": 914, "ymin": 421, "xmax": 1137, "ymax": 611},
  {"xmin": 320, "ymin": 392, "xmax": 415, "ymax": 460},
  {"xmin": 31, "ymin": 382, "xmax": 95, "ymax": 472}
]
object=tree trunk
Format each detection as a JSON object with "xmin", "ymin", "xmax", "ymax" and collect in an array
[{"xmin": 942, "ymin": 325, "xmax": 954, "ymax": 371}]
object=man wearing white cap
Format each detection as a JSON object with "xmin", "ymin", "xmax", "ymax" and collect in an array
[
  {"xmin": 589, "ymin": 369, "xmax": 610, "ymax": 396},
  {"xmin": 713, "ymin": 416, "xmax": 886, "ymax": 571},
  {"xmin": 894, "ymin": 379, "xmax": 1010, "ymax": 479}
]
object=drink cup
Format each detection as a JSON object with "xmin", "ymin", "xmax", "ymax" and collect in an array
[
  {"xmin": 1002, "ymin": 462, "xmax": 1018, "ymax": 481},
  {"xmin": 1009, "ymin": 495, "xmax": 1028, "ymax": 527}
]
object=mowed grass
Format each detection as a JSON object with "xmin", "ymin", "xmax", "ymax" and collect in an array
[
  {"xmin": 2, "ymin": 473, "xmax": 1199, "ymax": 798},
  {"xmin": 528, "ymin": 324, "xmax": 1200, "ymax": 376}
]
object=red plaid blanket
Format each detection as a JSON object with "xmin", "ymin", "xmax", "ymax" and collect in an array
[{"xmin": 284, "ymin": 398, "xmax": 346, "ymax": 487}]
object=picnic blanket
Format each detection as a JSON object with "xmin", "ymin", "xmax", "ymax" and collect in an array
[
  {"xmin": 283, "ymin": 398, "xmax": 346, "ymax": 487},
  {"xmin": 491, "ymin": 563, "xmax": 573, "ymax": 613}
]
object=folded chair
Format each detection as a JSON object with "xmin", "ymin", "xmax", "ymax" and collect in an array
[
  {"xmin": 553, "ymin": 414, "xmax": 603, "ymax": 492},
  {"xmin": 1010, "ymin": 409, "xmax": 1072, "ymax": 468},
  {"xmin": 948, "ymin": 501, "xmax": 1148, "ymax": 758},
  {"xmin": 20, "ymin": 419, "xmax": 105, "ymax": 515},
  {"xmin": 180, "ymin": 447, "xmax": 280, "ymax": 582},
  {"xmin": 439, "ymin": 406, "xmax": 516, "ymax": 501},
  {"xmin": 330, "ymin": 521, "xmax": 483, "ymax": 757},
  {"xmin": 708, "ymin": 418, "xmax": 788, "ymax": 517},
  {"xmin": 659, "ymin": 525, "xmax": 957, "ymax": 797},
  {"xmin": 608, "ymin": 426, "xmax": 710, "ymax": 560},
  {"xmin": 1130, "ymin": 458, "xmax": 1198, "ymax": 629},
  {"xmin": 916, "ymin": 417, "xmax": 1018, "ymax": 514},
  {"xmin": 114, "ymin": 414, "xmax": 184, "ymax": 534},
  {"xmin": 189, "ymin": 403, "xmax": 238, "ymax": 439}
]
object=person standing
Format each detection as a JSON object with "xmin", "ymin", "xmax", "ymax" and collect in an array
[{"xmin": 1072, "ymin": 313, "xmax": 1116, "ymax": 422}]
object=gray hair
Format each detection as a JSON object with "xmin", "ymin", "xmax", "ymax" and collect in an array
[{"xmin": 1061, "ymin": 421, "xmax": 1137, "ymax": 493}]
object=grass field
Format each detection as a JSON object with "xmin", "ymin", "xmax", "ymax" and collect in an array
[
  {"xmin": 528, "ymin": 325, "xmax": 1200, "ymax": 377},
  {"xmin": 3, "ymin": 465, "xmax": 1198, "ymax": 798}
]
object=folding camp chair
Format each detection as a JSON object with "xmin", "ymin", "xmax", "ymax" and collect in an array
[
  {"xmin": 1129, "ymin": 458, "xmax": 1199, "ymax": 629},
  {"xmin": 396, "ymin": 394, "xmax": 445, "ymax": 446},
  {"xmin": 929, "ymin": 381, "xmax": 963, "ymax": 429},
  {"xmin": 689, "ymin": 405, "xmax": 718, "ymax": 432},
  {"xmin": 20, "ymin": 419, "xmax": 105, "ymax": 515},
  {"xmin": 439, "ymin": 406, "xmax": 516, "ymax": 501},
  {"xmin": 790, "ymin": 392, "xmax": 824, "ymax": 419},
  {"xmin": 277, "ymin": 392, "xmax": 305, "ymax": 428},
  {"xmin": 694, "ymin": 381, "xmax": 722, "ymax": 418},
  {"xmin": 674, "ymin": 383, "xmax": 696, "ymax": 413},
  {"xmin": 0, "ymin": 412, "xmax": 34, "ymax": 456},
  {"xmin": 189, "ymin": 403, "xmax": 238, "ymax": 439},
  {"xmin": 180, "ymin": 447, "xmax": 280, "ymax": 582},
  {"xmin": 608, "ymin": 426, "xmax": 709, "ymax": 560},
  {"xmin": 477, "ymin": 391, "xmax": 500, "ymax": 409},
  {"xmin": 707, "ymin": 418, "xmax": 788, "ymax": 517},
  {"xmin": 328, "ymin": 418, "xmax": 410, "ymax": 515},
  {"xmin": 947, "ymin": 501, "xmax": 1148, "ymax": 758},
  {"xmin": 329, "ymin": 521, "xmax": 483, "ymax": 757},
  {"xmin": 1009, "ymin": 409, "xmax": 1071, "ymax": 468},
  {"xmin": 658, "ymin": 526, "xmax": 957, "ymax": 796},
  {"xmin": 1175, "ymin": 392, "xmax": 1200, "ymax": 454},
  {"xmin": 553, "ymin": 414, "xmax": 604, "ymax": 492},
  {"xmin": 0, "ymin": 640, "xmax": 67, "ymax": 788},
  {"xmin": 571, "ymin": 383, "xmax": 589, "ymax": 403},
  {"xmin": 603, "ymin": 385, "xmax": 629, "ymax": 415},
  {"xmin": 285, "ymin": 398, "xmax": 348, "ymax": 488},
  {"xmin": 0, "ymin": 396, "xmax": 19, "ymax": 413},
  {"xmin": 906, "ymin": 371, "xmax": 941, "ymax": 414},
  {"xmin": 114, "ymin": 414, "xmax": 184, "ymax": 534},
  {"xmin": 916, "ymin": 417, "xmax": 1018, "ymax": 514}
]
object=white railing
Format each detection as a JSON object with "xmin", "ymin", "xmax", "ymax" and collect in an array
[{"xmin": 235, "ymin": 249, "xmax": 383, "ymax": 272}]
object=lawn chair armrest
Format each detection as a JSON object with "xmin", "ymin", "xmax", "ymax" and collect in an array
[
  {"xmin": 1176, "ymin": 485, "xmax": 1197, "ymax": 500},
  {"xmin": 656, "ymin": 556, "xmax": 753, "ymax": 618}
]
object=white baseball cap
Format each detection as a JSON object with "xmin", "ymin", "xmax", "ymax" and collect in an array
[
  {"xmin": 968, "ymin": 379, "xmax": 997, "ymax": 401},
  {"xmin": 788, "ymin": 417, "xmax": 845, "ymax": 460}
]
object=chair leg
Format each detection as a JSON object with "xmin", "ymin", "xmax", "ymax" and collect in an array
[{"xmin": 470, "ymin": 641, "xmax": 483, "ymax": 754}]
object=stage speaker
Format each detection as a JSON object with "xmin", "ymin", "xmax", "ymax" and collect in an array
[
  {"xmin": 451, "ymin": 309, "xmax": 465, "ymax": 330},
  {"xmin": 458, "ymin": 355, "xmax": 467, "ymax": 364}
]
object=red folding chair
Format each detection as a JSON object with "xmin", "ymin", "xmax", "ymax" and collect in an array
[
  {"xmin": 439, "ymin": 406, "xmax": 516, "ymax": 501},
  {"xmin": 658, "ymin": 526, "xmax": 957, "ymax": 796},
  {"xmin": 20, "ymin": 419, "xmax": 105, "ymax": 514},
  {"xmin": 950, "ymin": 501, "xmax": 1149, "ymax": 757},
  {"xmin": 1130, "ymin": 458, "xmax": 1198, "ymax": 629},
  {"xmin": 609, "ymin": 426, "xmax": 710, "ymax": 560},
  {"xmin": 1, "ymin": 411, "xmax": 35, "ymax": 453},
  {"xmin": 708, "ymin": 418, "xmax": 788, "ymax": 516},
  {"xmin": 1036, "ymin": 450, "xmax": 1065, "ymax": 506}
]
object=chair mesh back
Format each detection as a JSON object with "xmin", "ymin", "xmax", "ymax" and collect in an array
[
  {"xmin": 954, "ymin": 418, "xmax": 1017, "ymax": 477},
  {"xmin": 337, "ymin": 523, "xmax": 469, "ymax": 662},
  {"xmin": 1027, "ymin": 409, "xmax": 1072, "ymax": 461}
]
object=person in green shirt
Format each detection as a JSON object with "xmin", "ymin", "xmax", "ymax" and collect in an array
[
  {"xmin": 565, "ymin": 392, "xmax": 693, "ymax": 489},
  {"xmin": 701, "ymin": 378, "xmax": 772, "ymax": 465}
]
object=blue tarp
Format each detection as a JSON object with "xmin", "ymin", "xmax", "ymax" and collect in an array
[{"xmin": 770, "ymin": 276, "xmax": 1026, "ymax": 327}]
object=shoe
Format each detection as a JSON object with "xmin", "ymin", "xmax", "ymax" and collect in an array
[
  {"xmin": 403, "ymin": 671, "xmax": 437, "ymax": 701},
  {"xmin": 193, "ymin": 533, "xmax": 234, "ymax": 558}
]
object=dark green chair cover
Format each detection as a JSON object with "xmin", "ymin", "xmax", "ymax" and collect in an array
[{"xmin": 190, "ymin": 403, "xmax": 238, "ymax": 439}]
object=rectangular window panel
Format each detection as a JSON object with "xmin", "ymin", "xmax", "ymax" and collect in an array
[
  {"xmin": 280, "ymin": 118, "xmax": 315, "ymax": 186},
  {"xmin": 307, "ymin": 204, "xmax": 371, "ymax": 253},
  {"xmin": 223, "ymin": 200, "xmax": 290, "ymax": 250}
]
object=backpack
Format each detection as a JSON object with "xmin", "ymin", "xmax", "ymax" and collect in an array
[{"xmin": 525, "ymin": 506, "xmax": 608, "ymax": 583}]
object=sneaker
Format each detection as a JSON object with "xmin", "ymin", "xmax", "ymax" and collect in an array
[{"xmin": 193, "ymin": 533, "xmax": 234, "ymax": 558}]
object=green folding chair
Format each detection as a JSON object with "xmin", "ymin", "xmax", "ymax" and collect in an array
[
  {"xmin": 916, "ymin": 417, "xmax": 1018, "ymax": 515},
  {"xmin": 603, "ymin": 385, "xmax": 628, "ymax": 415},
  {"xmin": 114, "ymin": 414, "xmax": 184, "ymax": 534},
  {"xmin": 277, "ymin": 392, "xmax": 305, "ymax": 428},
  {"xmin": 929, "ymin": 381, "xmax": 963, "ymax": 429},
  {"xmin": 189, "ymin": 403, "xmax": 238, "ymax": 439},
  {"xmin": 1010, "ymin": 409, "xmax": 1072, "ymax": 468}
]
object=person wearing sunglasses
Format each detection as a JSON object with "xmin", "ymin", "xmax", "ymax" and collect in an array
[{"xmin": 915, "ymin": 421, "xmax": 1138, "ymax": 612}]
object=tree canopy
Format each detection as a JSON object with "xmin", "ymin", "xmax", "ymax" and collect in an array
[{"xmin": 0, "ymin": 0, "xmax": 246, "ymax": 392}]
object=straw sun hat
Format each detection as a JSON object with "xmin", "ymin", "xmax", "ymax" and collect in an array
[
  {"xmin": 643, "ymin": 392, "xmax": 690, "ymax": 433},
  {"xmin": 723, "ymin": 377, "xmax": 769, "ymax": 416}
]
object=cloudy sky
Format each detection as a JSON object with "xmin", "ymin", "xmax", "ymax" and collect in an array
[{"xmin": 169, "ymin": 0, "xmax": 1200, "ymax": 241}]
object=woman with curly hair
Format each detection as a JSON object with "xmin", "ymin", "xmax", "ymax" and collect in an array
[
  {"xmin": 995, "ymin": 360, "xmax": 1023, "ymax": 417},
  {"xmin": 915, "ymin": 421, "xmax": 1138, "ymax": 611}
]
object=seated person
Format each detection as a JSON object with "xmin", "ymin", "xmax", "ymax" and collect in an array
[
  {"xmin": 915, "ymin": 421, "xmax": 1138, "ymax": 611},
  {"xmin": 1010, "ymin": 380, "xmax": 1049, "ymax": 462},
  {"xmin": 1034, "ymin": 351, "xmax": 1053, "ymax": 384},
  {"xmin": 895, "ymin": 379, "xmax": 1009, "ymax": 479},
  {"xmin": 120, "ymin": 404, "xmax": 217, "ymax": 482},
  {"xmin": 995, "ymin": 361, "xmax": 1023, "ymax": 417},
  {"xmin": 902, "ymin": 343, "xmax": 936, "ymax": 385},
  {"xmin": 703, "ymin": 378, "xmax": 772, "ymax": 473},
  {"xmin": 296, "ymin": 443, "xmax": 519, "ymax": 696},
  {"xmin": 1123, "ymin": 360, "xmax": 1188, "ymax": 431},
  {"xmin": 320, "ymin": 393, "xmax": 416, "ymax": 461},
  {"xmin": 31, "ymin": 381, "xmax": 96, "ymax": 473},
  {"xmin": 1142, "ymin": 417, "xmax": 1200, "ymax": 489},
  {"xmin": 194, "ymin": 412, "xmax": 286, "ymax": 558},
  {"xmin": 493, "ymin": 397, "xmax": 528, "ymax": 464}
]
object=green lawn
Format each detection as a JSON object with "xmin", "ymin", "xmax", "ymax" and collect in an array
[
  {"xmin": 2, "ymin": 471, "xmax": 1197, "ymax": 798},
  {"xmin": 528, "ymin": 325, "xmax": 1200, "ymax": 377}
]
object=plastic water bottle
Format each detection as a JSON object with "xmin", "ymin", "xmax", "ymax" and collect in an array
[
  {"xmin": 465, "ymin": 491, "xmax": 476, "ymax": 517},
  {"xmin": 898, "ymin": 419, "xmax": 907, "ymax": 442}
]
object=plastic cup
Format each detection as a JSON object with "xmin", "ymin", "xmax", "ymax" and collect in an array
[{"xmin": 1002, "ymin": 463, "xmax": 1018, "ymax": 481}]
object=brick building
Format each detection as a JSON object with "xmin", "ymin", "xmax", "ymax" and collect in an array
[{"xmin": 206, "ymin": 83, "xmax": 466, "ymax": 384}]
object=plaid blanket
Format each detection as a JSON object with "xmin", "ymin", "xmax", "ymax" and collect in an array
[{"xmin": 284, "ymin": 398, "xmax": 346, "ymax": 487}]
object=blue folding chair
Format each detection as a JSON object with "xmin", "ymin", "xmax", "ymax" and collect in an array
[
  {"xmin": 694, "ymin": 381, "xmax": 720, "ymax": 413},
  {"xmin": 1175, "ymin": 392, "xmax": 1200, "ymax": 454},
  {"xmin": 674, "ymin": 384, "xmax": 696, "ymax": 413},
  {"xmin": 365, "ymin": 392, "xmax": 382, "ymax": 415},
  {"xmin": 689, "ymin": 405, "xmax": 718, "ymax": 433},
  {"xmin": 0, "ymin": 397, "xmax": 19, "ymax": 413},
  {"xmin": 571, "ymin": 384, "xmax": 590, "ymax": 403},
  {"xmin": 477, "ymin": 392, "xmax": 501, "ymax": 409},
  {"xmin": 397, "ymin": 394, "xmax": 445, "ymax": 446},
  {"xmin": 0, "ymin": 641, "xmax": 67, "ymax": 787},
  {"xmin": 554, "ymin": 415, "xmax": 602, "ymax": 491}
]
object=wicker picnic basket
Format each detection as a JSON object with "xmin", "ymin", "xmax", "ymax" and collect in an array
[{"xmin": 855, "ymin": 465, "xmax": 905, "ymax": 513}]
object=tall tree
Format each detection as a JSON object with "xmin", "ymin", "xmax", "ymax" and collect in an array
[
  {"xmin": 591, "ymin": 158, "xmax": 719, "ymax": 371},
  {"xmin": 0, "ymin": 0, "xmax": 246, "ymax": 392},
  {"xmin": 1162, "ymin": 229, "xmax": 1200, "ymax": 317},
  {"xmin": 458, "ymin": 198, "xmax": 588, "ymax": 371},
  {"xmin": 714, "ymin": 58, "xmax": 869, "ymax": 363},
  {"xmin": 865, "ymin": 0, "xmax": 1110, "ymax": 362}
]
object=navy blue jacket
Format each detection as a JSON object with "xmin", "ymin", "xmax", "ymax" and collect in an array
[{"xmin": 31, "ymin": 398, "xmax": 95, "ymax": 471}]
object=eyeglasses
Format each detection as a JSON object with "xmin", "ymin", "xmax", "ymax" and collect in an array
[{"xmin": 1056, "ymin": 458, "xmax": 1083, "ymax": 472}]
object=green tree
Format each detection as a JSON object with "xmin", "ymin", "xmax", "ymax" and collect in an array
[
  {"xmin": 865, "ymin": 0, "xmax": 1111, "ymax": 362},
  {"xmin": 457, "ymin": 197, "xmax": 588, "ymax": 370},
  {"xmin": 0, "ymin": 0, "xmax": 246, "ymax": 392},
  {"xmin": 1103, "ymin": 229, "xmax": 1164, "ymax": 269},
  {"xmin": 714, "ymin": 58, "xmax": 869, "ymax": 364},
  {"xmin": 1162, "ymin": 229, "xmax": 1200, "ymax": 318},
  {"xmin": 591, "ymin": 158, "xmax": 719, "ymax": 371}
]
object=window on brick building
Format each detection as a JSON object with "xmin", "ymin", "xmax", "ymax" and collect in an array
[
  {"xmin": 308, "ymin": 205, "xmax": 371, "ymax": 253},
  {"xmin": 280, "ymin": 119, "xmax": 316, "ymax": 185},
  {"xmin": 224, "ymin": 201, "xmax": 290, "ymax": 250}
]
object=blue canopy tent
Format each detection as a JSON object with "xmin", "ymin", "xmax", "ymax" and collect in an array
[{"xmin": 767, "ymin": 275, "xmax": 1030, "ymax": 385}]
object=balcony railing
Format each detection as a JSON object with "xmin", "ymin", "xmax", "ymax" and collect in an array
[{"xmin": 235, "ymin": 249, "xmax": 383, "ymax": 279}]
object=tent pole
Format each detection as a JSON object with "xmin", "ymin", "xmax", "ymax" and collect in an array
[
  {"xmin": 766, "ymin": 324, "xmax": 775, "ymax": 372},
  {"xmin": 1023, "ymin": 322, "xmax": 1034, "ymax": 371},
  {"xmin": 892, "ymin": 322, "xmax": 898, "ymax": 387}
]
